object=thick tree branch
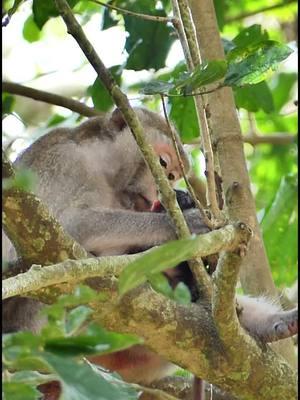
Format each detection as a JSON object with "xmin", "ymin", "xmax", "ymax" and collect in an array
[
  {"xmin": 188, "ymin": 0, "xmax": 297, "ymax": 367},
  {"xmin": 2, "ymin": 81, "xmax": 100, "ymax": 118},
  {"xmin": 3, "ymin": 223, "xmax": 250, "ymax": 300}
]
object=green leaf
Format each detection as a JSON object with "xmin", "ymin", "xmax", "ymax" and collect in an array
[
  {"xmin": 5, "ymin": 0, "xmax": 24, "ymax": 18},
  {"xmin": 148, "ymin": 273, "xmax": 174, "ymax": 298},
  {"xmin": 2, "ymin": 169, "xmax": 38, "ymax": 192},
  {"xmin": 271, "ymin": 72, "xmax": 297, "ymax": 112},
  {"xmin": 118, "ymin": 235, "xmax": 204, "ymax": 296},
  {"xmin": 213, "ymin": 0, "xmax": 226, "ymax": 30},
  {"xmin": 65, "ymin": 305, "xmax": 93, "ymax": 335},
  {"xmin": 234, "ymin": 81, "xmax": 274, "ymax": 113},
  {"xmin": 173, "ymin": 282, "xmax": 192, "ymax": 305},
  {"xmin": 22, "ymin": 15, "xmax": 41, "ymax": 43},
  {"xmin": 124, "ymin": 1, "xmax": 174, "ymax": 71},
  {"xmin": 46, "ymin": 114, "xmax": 68, "ymax": 127},
  {"xmin": 3, "ymin": 382, "xmax": 40, "ymax": 400},
  {"xmin": 225, "ymin": 41, "xmax": 293, "ymax": 87},
  {"xmin": 173, "ymin": 60, "xmax": 227, "ymax": 93},
  {"xmin": 102, "ymin": 2, "xmax": 121, "ymax": 30},
  {"xmin": 7, "ymin": 371, "xmax": 54, "ymax": 386},
  {"xmin": 32, "ymin": 0, "xmax": 79, "ymax": 29},
  {"xmin": 169, "ymin": 96, "xmax": 200, "ymax": 142},
  {"xmin": 45, "ymin": 325, "xmax": 141, "ymax": 357},
  {"xmin": 261, "ymin": 174, "xmax": 298, "ymax": 286},
  {"xmin": 2, "ymin": 94, "xmax": 15, "ymax": 116},
  {"xmin": 42, "ymin": 352, "xmax": 139, "ymax": 400},
  {"xmin": 88, "ymin": 66, "xmax": 121, "ymax": 112},
  {"xmin": 140, "ymin": 81, "xmax": 175, "ymax": 95},
  {"xmin": 232, "ymin": 24, "xmax": 269, "ymax": 48}
]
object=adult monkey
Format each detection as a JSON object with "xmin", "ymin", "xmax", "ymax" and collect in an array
[{"xmin": 3, "ymin": 108, "xmax": 298, "ymax": 399}]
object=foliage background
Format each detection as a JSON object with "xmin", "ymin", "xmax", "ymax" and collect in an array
[{"xmin": 2, "ymin": 1, "xmax": 298, "ymax": 398}]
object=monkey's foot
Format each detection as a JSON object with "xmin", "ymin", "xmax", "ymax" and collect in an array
[{"xmin": 263, "ymin": 308, "xmax": 298, "ymax": 342}]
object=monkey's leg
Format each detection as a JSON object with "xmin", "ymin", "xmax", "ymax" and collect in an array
[{"xmin": 237, "ymin": 295, "xmax": 298, "ymax": 342}]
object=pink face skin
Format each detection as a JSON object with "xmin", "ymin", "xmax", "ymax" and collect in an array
[
  {"xmin": 134, "ymin": 142, "xmax": 183, "ymax": 212},
  {"xmin": 152, "ymin": 142, "xmax": 182, "ymax": 182}
]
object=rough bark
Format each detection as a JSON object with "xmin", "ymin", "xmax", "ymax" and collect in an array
[{"xmin": 188, "ymin": 0, "xmax": 297, "ymax": 367}]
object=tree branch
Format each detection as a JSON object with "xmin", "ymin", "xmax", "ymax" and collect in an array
[
  {"xmin": 90, "ymin": 0, "xmax": 176, "ymax": 23},
  {"xmin": 225, "ymin": 0, "xmax": 296, "ymax": 23},
  {"xmin": 188, "ymin": 0, "xmax": 297, "ymax": 367},
  {"xmin": 2, "ymin": 81, "xmax": 101, "ymax": 118},
  {"xmin": 3, "ymin": 223, "xmax": 250, "ymax": 300},
  {"xmin": 244, "ymin": 133, "xmax": 296, "ymax": 146},
  {"xmin": 188, "ymin": 133, "xmax": 297, "ymax": 146},
  {"xmin": 173, "ymin": 0, "xmax": 224, "ymax": 225}
]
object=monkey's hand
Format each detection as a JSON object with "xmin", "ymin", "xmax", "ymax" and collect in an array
[{"xmin": 183, "ymin": 209, "xmax": 211, "ymax": 236}]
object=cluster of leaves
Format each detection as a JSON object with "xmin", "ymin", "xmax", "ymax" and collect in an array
[
  {"xmin": 3, "ymin": 286, "xmax": 141, "ymax": 400},
  {"xmin": 141, "ymin": 25, "xmax": 292, "ymax": 96}
]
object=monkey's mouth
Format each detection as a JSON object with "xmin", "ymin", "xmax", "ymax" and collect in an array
[{"xmin": 135, "ymin": 195, "xmax": 153, "ymax": 211}]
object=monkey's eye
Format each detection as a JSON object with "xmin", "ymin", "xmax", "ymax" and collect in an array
[
  {"xmin": 168, "ymin": 173, "xmax": 175, "ymax": 181},
  {"xmin": 159, "ymin": 156, "xmax": 168, "ymax": 168}
]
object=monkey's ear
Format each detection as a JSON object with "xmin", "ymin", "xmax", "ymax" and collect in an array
[{"xmin": 109, "ymin": 108, "xmax": 127, "ymax": 131}]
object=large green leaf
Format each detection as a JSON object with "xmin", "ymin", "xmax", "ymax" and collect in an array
[
  {"xmin": 225, "ymin": 40, "xmax": 293, "ymax": 87},
  {"xmin": 234, "ymin": 81, "xmax": 274, "ymax": 113},
  {"xmin": 140, "ymin": 81, "xmax": 175, "ymax": 95},
  {"xmin": 43, "ymin": 352, "xmax": 138, "ymax": 400},
  {"xmin": 45, "ymin": 324, "xmax": 142, "ymax": 357},
  {"xmin": 148, "ymin": 272, "xmax": 192, "ymax": 304},
  {"xmin": 3, "ymin": 382, "xmax": 40, "ymax": 400},
  {"xmin": 87, "ymin": 66, "xmax": 122, "ymax": 112},
  {"xmin": 270, "ymin": 72, "xmax": 298, "ymax": 112},
  {"xmin": 32, "ymin": 0, "xmax": 80, "ymax": 29},
  {"xmin": 118, "ymin": 234, "xmax": 211, "ymax": 296},
  {"xmin": 22, "ymin": 15, "xmax": 41, "ymax": 43},
  {"xmin": 173, "ymin": 60, "xmax": 227, "ymax": 94},
  {"xmin": 123, "ymin": 0, "xmax": 174, "ymax": 70},
  {"xmin": 232, "ymin": 24, "xmax": 269, "ymax": 48},
  {"xmin": 169, "ymin": 96, "xmax": 200, "ymax": 142},
  {"xmin": 261, "ymin": 174, "xmax": 298, "ymax": 286}
]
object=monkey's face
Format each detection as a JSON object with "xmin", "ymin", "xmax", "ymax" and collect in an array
[
  {"xmin": 134, "ymin": 142, "xmax": 184, "ymax": 212},
  {"xmin": 153, "ymin": 142, "xmax": 183, "ymax": 183}
]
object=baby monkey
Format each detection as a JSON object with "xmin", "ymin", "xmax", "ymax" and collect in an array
[{"xmin": 3, "ymin": 108, "xmax": 298, "ymax": 399}]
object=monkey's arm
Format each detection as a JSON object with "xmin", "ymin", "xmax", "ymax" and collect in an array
[
  {"xmin": 237, "ymin": 295, "xmax": 298, "ymax": 342},
  {"xmin": 60, "ymin": 207, "xmax": 209, "ymax": 255}
]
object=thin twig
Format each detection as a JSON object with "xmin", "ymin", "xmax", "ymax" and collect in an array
[
  {"xmin": 244, "ymin": 133, "xmax": 296, "ymax": 146},
  {"xmin": 160, "ymin": 95, "xmax": 213, "ymax": 300},
  {"xmin": 171, "ymin": 0, "xmax": 193, "ymax": 69},
  {"xmin": 173, "ymin": 0, "xmax": 223, "ymax": 224},
  {"xmin": 165, "ymin": 83, "xmax": 224, "ymax": 97},
  {"xmin": 160, "ymin": 95, "xmax": 213, "ymax": 229},
  {"xmin": 225, "ymin": 0, "xmax": 296, "ymax": 23},
  {"xmin": 188, "ymin": 133, "xmax": 296, "ymax": 146},
  {"xmin": 90, "ymin": 0, "xmax": 176, "ymax": 23},
  {"xmin": 2, "ymin": 81, "xmax": 100, "ymax": 117}
]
